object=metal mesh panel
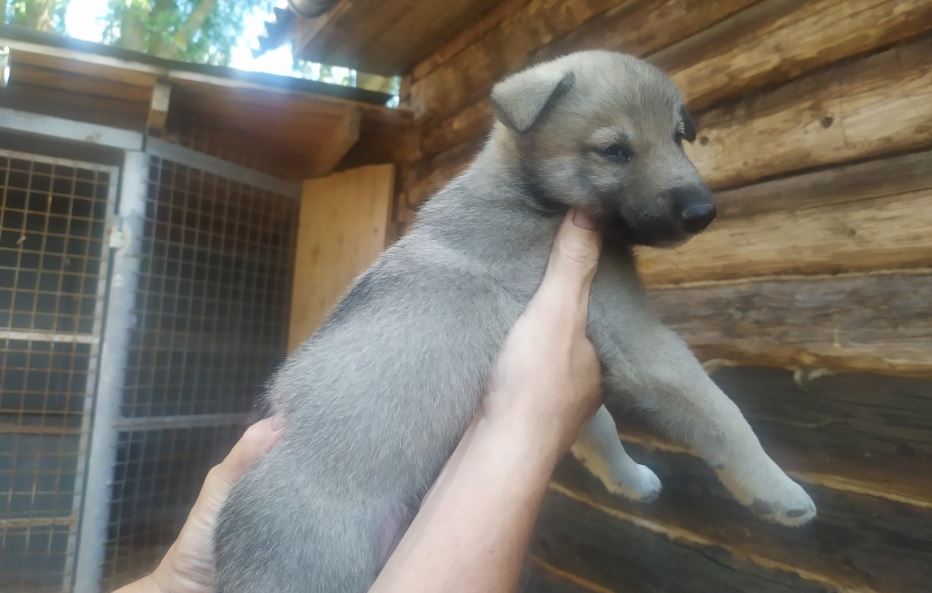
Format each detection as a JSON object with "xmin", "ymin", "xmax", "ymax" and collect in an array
[
  {"xmin": 0, "ymin": 150, "xmax": 114, "ymax": 592},
  {"xmin": 101, "ymin": 425, "xmax": 242, "ymax": 588},
  {"xmin": 101, "ymin": 155, "xmax": 297, "ymax": 588}
]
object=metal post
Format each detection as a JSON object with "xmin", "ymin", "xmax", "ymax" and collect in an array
[{"xmin": 73, "ymin": 151, "xmax": 149, "ymax": 593}]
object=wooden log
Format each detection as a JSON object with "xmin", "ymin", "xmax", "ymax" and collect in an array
[
  {"xmin": 686, "ymin": 36, "xmax": 932, "ymax": 190},
  {"xmin": 712, "ymin": 150, "xmax": 932, "ymax": 219},
  {"xmin": 407, "ymin": 0, "xmax": 756, "ymax": 125},
  {"xmin": 610, "ymin": 366, "xmax": 932, "ymax": 506},
  {"xmin": 533, "ymin": 486, "xmax": 836, "ymax": 593},
  {"xmin": 638, "ymin": 190, "xmax": 932, "ymax": 285},
  {"xmin": 527, "ymin": 558, "xmax": 618, "ymax": 593},
  {"xmin": 656, "ymin": 0, "xmax": 932, "ymax": 112},
  {"xmin": 649, "ymin": 272, "xmax": 932, "ymax": 377},
  {"xmin": 533, "ymin": 0, "xmax": 759, "ymax": 66},
  {"xmin": 549, "ymin": 434, "xmax": 932, "ymax": 593},
  {"xmin": 400, "ymin": 137, "xmax": 482, "ymax": 218},
  {"xmin": 409, "ymin": 0, "xmax": 530, "ymax": 82},
  {"xmin": 406, "ymin": 0, "xmax": 625, "ymax": 124},
  {"xmin": 401, "ymin": 0, "xmax": 932, "ymax": 172}
]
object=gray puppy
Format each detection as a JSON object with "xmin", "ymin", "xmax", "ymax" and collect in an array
[{"xmin": 215, "ymin": 51, "xmax": 816, "ymax": 593}]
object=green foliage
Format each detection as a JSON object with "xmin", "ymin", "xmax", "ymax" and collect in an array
[
  {"xmin": 102, "ymin": 0, "xmax": 272, "ymax": 65},
  {"xmin": 4, "ymin": 0, "xmax": 68, "ymax": 32}
]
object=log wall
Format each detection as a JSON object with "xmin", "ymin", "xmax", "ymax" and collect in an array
[{"xmin": 391, "ymin": 1, "xmax": 932, "ymax": 591}]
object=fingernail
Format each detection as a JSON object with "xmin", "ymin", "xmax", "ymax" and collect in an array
[
  {"xmin": 269, "ymin": 414, "xmax": 285, "ymax": 431},
  {"xmin": 572, "ymin": 209, "xmax": 597, "ymax": 230}
]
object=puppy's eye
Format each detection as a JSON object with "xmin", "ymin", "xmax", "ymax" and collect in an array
[{"xmin": 597, "ymin": 143, "xmax": 633, "ymax": 162}]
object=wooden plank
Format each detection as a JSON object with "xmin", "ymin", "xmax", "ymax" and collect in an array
[
  {"xmin": 686, "ymin": 36, "xmax": 932, "ymax": 190},
  {"xmin": 657, "ymin": 0, "xmax": 932, "ymax": 112},
  {"xmin": 293, "ymin": 0, "xmax": 503, "ymax": 75},
  {"xmin": 613, "ymin": 366, "xmax": 932, "ymax": 506},
  {"xmin": 289, "ymin": 165, "xmax": 395, "ymax": 350},
  {"xmin": 638, "ymin": 189, "xmax": 932, "ymax": 285},
  {"xmin": 550, "ymin": 433, "xmax": 932, "ymax": 593},
  {"xmin": 308, "ymin": 109, "xmax": 361, "ymax": 177},
  {"xmin": 147, "ymin": 80, "xmax": 171, "ymax": 134},
  {"xmin": 649, "ymin": 272, "xmax": 932, "ymax": 376},
  {"xmin": 533, "ymin": 486, "xmax": 835, "ymax": 593},
  {"xmin": 0, "ymin": 82, "xmax": 148, "ymax": 130},
  {"xmin": 6, "ymin": 62, "xmax": 153, "ymax": 103}
]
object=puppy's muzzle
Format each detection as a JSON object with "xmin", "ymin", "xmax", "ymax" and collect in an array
[{"xmin": 669, "ymin": 185, "xmax": 716, "ymax": 234}]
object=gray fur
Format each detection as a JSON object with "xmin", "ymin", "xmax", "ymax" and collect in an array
[{"xmin": 215, "ymin": 51, "xmax": 815, "ymax": 593}]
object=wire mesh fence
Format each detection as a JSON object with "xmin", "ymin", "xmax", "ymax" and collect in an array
[
  {"xmin": 98, "ymin": 154, "xmax": 297, "ymax": 590},
  {"xmin": 1, "ymin": 141, "xmax": 298, "ymax": 592},
  {"xmin": 0, "ymin": 149, "xmax": 115, "ymax": 592}
]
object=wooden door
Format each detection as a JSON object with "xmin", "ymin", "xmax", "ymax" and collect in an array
[{"xmin": 289, "ymin": 164, "xmax": 395, "ymax": 350}]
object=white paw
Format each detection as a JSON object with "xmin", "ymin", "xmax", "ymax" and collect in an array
[
  {"xmin": 604, "ymin": 463, "xmax": 662, "ymax": 503},
  {"xmin": 717, "ymin": 460, "xmax": 816, "ymax": 526}
]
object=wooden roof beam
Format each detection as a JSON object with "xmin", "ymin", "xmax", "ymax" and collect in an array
[
  {"xmin": 309, "ymin": 108, "xmax": 360, "ymax": 177},
  {"xmin": 146, "ymin": 80, "xmax": 171, "ymax": 134}
]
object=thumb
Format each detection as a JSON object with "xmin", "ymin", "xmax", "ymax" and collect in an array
[
  {"xmin": 210, "ymin": 415, "xmax": 284, "ymax": 489},
  {"xmin": 539, "ymin": 209, "xmax": 602, "ymax": 301}
]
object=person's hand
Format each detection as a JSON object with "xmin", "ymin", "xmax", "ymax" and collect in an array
[
  {"xmin": 115, "ymin": 417, "xmax": 283, "ymax": 593},
  {"xmin": 371, "ymin": 210, "xmax": 603, "ymax": 593},
  {"xmin": 477, "ymin": 209, "xmax": 603, "ymax": 459}
]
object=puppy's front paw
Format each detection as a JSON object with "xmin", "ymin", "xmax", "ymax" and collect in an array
[
  {"xmin": 717, "ymin": 460, "xmax": 816, "ymax": 526},
  {"xmin": 604, "ymin": 463, "xmax": 662, "ymax": 503}
]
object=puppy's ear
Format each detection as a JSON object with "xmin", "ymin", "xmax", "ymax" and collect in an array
[{"xmin": 491, "ymin": 68, "xmax": 575, "ymax": 133}]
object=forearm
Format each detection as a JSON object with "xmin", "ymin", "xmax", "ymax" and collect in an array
[{"xmin": 369, "ymin": 412, "xmax": 564, "ymax": 593}]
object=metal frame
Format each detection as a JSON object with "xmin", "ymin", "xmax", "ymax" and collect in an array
[
  {"xmin": 145, "ymin": 137, "xmax": 301, "ymax": 198},
  {"xmin": 72, "ymin": 151, "xmax": 147, "ymax": 593},
  {"xmin": 0, "ymin": 108, "xmax": 144, "ymax": 151},
  {"xmin": 0, "ymin": 146, "xmax": 119, "ymax": 592}
]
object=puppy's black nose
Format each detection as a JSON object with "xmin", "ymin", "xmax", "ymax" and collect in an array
[{"xmin": 680, "ymin": 202, "xmax": 716, "ymax": 233}]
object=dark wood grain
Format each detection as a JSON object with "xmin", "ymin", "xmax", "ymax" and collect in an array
[
  {"xmin": 533, "ymin": 485, "xmax": 835, "ymax": 593},
  {"xmin": 608, "ymin": 366, "xmax": 932, "ymax": 504},
  {"xmin": 648, "ymin": 273, "xmax": 932, "ymax": 375},
  {"xmin": 712, "ymin": 150, "xmax": 932, "ymax": 220},
  {"xmin": 549, "ymin": 427, "xmax": 932, "ymax": 593}
]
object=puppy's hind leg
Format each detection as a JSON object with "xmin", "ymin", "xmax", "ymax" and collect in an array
[{"xmin": 571, "ymin": 405, "xmax": 661, "ymax": 502}]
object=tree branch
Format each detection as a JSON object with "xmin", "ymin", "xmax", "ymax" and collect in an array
[{"xmin": 173, "ymin": 0, "xmax": 217, "ymax": 53}]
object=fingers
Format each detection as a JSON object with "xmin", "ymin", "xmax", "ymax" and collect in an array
[
  {"xmin": 210, "ymin": 415, "xmax": 285, "ymax": 490},
  {"xmin": 534, "ymin": 210, "xmax": 602, "ymax": 321}
]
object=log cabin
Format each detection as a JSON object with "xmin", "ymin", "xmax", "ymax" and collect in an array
[
  {"xmin": 0, "ymin": 0, "xmax": 930, "ymax": 591},
  {"xmin": 276, "ymin": 2, "xmax": 932, "ymax": 593}
]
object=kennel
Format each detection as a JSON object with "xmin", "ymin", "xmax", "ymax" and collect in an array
[{"xmin": 0, "ymin": 28, "xmax": 402, "ymax": 592}]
